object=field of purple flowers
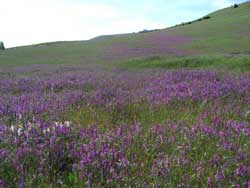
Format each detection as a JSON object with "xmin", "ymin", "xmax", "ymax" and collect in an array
[{"xmin": 0, "ymin": 67, "xmax": 250, "ymax": 187}]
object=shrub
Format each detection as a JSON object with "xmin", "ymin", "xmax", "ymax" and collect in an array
[
  {"xmin": 203, "ymin": 16, "xmax": 211, "ymax": 20},
  {"xmin": 139, "ymin": 29, "xmax": 158, "ymax": 34},
  {"xmin": 139, "ymin": 29, "xmax": 149, "ymax": 33},
  {"xmin": 234, "ymin": 4, "xmax": 239, "ymax": 8},
  {"xmin": 0, "ymin": 41, "xmax": 5, "ymax": 50}
]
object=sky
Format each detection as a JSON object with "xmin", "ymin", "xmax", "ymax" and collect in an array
[{"xmin": 0, "ymin": 0, "xmax": 247, "ymax": 48}]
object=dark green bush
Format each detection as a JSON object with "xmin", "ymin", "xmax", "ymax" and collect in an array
[
  {"xmin": 139, "ymin": 29, "xmax": 158, "ymax": 34},
  {"xmin": 234, "ymin": 4, "xmax": 239, "ymax": 8},
  {"xmin": 0, "ymin": 41, "xmax": 5, "ymax": 50},
  {"xmin": 203, "ymin": 16, "xmax": 211, "ymax": 20}
]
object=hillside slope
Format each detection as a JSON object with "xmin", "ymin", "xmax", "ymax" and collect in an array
[{"xmin": 0, "ymin": 2, "xmax": 249, "ymax": 66}]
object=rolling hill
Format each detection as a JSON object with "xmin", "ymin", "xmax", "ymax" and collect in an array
[
  {"xmin": 0, "ymin": 1, "xmax": 249, "ymax": 67},
  {"xmin": 1, "ymin": 2, "xmax": 250, "ymax": 186}
]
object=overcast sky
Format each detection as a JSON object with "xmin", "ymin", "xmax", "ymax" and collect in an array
[{"xmin": 0, "ymin": 0, "xmax": 247, "ymax": 48}]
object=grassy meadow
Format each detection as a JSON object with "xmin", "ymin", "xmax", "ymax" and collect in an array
[
  {"xmin": 0, "ymin": 2, "xmax": 250, "ymax": 188},
  {"xmin": 121, "ymin": 55, "xmax": 250, "ymax": 72}
]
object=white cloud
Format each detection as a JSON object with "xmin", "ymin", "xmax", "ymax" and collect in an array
[
  {"xmin": 0, "ymin": 0, "xmax": 243, "ymax": 48},
  {"xmin": 0, "ymin": 0, "xmax": 113, "ymax": 47},
  {"xmin": 0, "ymin": 0, "xmax": 165, "ymax": 48}
]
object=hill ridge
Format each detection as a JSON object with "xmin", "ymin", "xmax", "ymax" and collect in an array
[{"xmin": 0, "ymin": 1, "xmax": 250, "ymax": 66}]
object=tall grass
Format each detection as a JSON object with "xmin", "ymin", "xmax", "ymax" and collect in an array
[{"xmin": 121, "ymin": 55, "xmax": 250, "ymax": 72}]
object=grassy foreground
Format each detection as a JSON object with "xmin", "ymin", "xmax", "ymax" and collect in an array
[{"xmin": 1, "ymin": 69, "xmax": 250, "ymax": 187}]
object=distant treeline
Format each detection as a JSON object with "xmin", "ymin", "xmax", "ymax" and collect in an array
[
  {"xmin": 173, "ymin": 3, "xmax": 239, "ymax": 28},
  {"xmin": 174, "ymin": 15, "xmax": 211, "ymax": 28}
]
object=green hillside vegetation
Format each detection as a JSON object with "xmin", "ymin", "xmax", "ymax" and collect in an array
[
  {"xmin": 121, "ymin": 55, "xmax": 250, "ymax": 72},
  {"xmin": 172, "ymin": 2, "xmax": 250, "ymax": 54},
  {"xmin": 1, "ymin": 3, "xmax": 250, "ymax": 187},
  {"xmin": 0, "ymin": 2, "xmax": 249, "ymax": 69}
]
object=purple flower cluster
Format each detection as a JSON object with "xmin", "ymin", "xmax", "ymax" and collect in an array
[
  {"xmin": 1, "ymin": 69, "xmax": 250, "ymax": 187},
  {"xmin": 2, "ymin": 70, "xmax": 250, "ymax": 122},
  {"xmin": 146, "ymin": 71, "xmax": 250, "ymax": 104}
]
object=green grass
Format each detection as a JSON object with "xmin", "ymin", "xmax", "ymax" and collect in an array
[
  {"xmin": 61, "ymin": 101, "xmax": 200, "ymax": 129},
  {"xmin": 173, "ymin": 2, "xmax": 250, "ymax": 53},
  {"xmin": 121, "ymin": 55, "xmax": 250, "ymax": 72},
  {"xmin": 61, "ymin": 94, "xmax": 250, "ymax": 129}
]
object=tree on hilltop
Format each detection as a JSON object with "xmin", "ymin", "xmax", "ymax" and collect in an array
[{"xmin": 0, "ymin": 41, "xmax": 5, "ymax": 50}]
